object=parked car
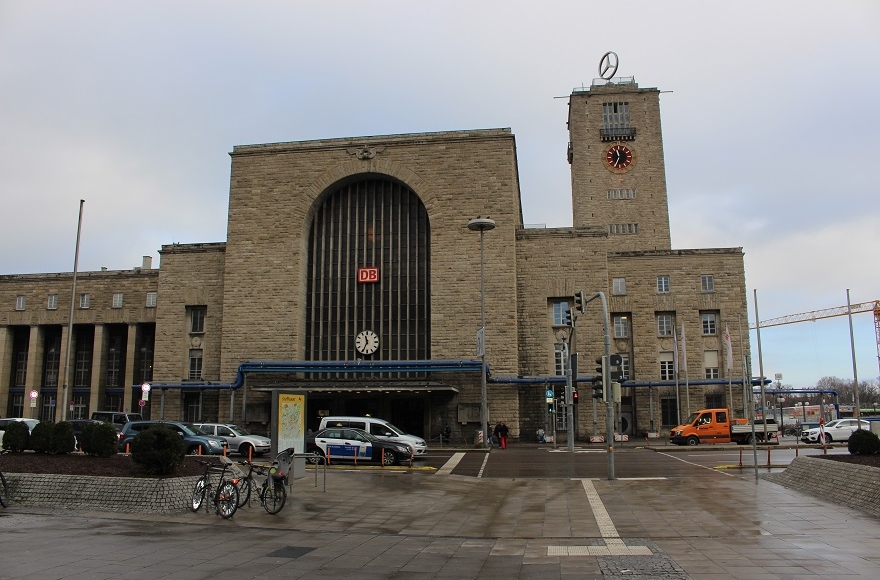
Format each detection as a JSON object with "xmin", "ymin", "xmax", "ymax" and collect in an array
[
  {"xmin": 0, "ymin": 417, "xmax": 40, "ymax": 443},
  {"xmin": 800, "ymin": 419, "xmax": 871, "ymax": 444},
  {"xmin": 305, "ymin": 427, "xmax": 413, "ymax": 466},
  {"xmin": 91, "ymin": 411, "xmax": 142, "ymax": 430},
  {"xmin": 194, "ymin": 423, "xmax": 270, "ymax": 456},
  {"xmin": 118, "ymin": 421, "xmax": 228, "ymax": 455},
  {"xmin": 69, "ymin": 419, "xmax": 104, "ymax": 438},
  {"xmin": 318, "ymin": 416, "xmax": 427, "ymax": 455}
]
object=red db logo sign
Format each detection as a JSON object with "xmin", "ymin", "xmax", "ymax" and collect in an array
[{"xmin": 357, "ymin": 267, "xmax": 379, "ymax": 283}]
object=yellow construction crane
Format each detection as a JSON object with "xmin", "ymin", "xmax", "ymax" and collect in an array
[{"xmin": 750, "ymin": 300, "xmax": 880, "ymax": 377}]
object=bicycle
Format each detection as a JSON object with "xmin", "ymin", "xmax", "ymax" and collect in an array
[
  {"xmin": 190, "ymin": 459, "xmax": 239, "ymax": 519},
  {"xmin": 235, "ymin": 458, "xmax": 287, "ymax": 514}
]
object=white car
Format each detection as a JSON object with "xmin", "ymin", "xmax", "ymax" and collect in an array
[
  {"xmin": 800, "ymin": 419, "xmax": 870, "ymax": 444},
  {"xmin": 0, "ymin": 417, "xmax": 40, "ymax": 444}
]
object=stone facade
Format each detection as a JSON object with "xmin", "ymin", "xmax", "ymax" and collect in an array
[{"xmin": 0, "ymin": 76, "xmax": 750, "ymax": 443}]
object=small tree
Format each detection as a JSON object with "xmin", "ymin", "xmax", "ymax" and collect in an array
[
  {"xmin": 848, "ymin": 428, "xmax": 880, "ymax": 455},
  {"xmin": 131, "ymin": 425, "xmax": 185, "ymax": 475},
  {"xmin": 51, "ymin": 421, "xmax": 77, "ymax": 454},
  {"xmin": 86, "ymin": 422, "xmax": 120, "ymax": 458},
  {"xmin": 1, "ymin": 421, "xmax": 30, "ymax": 452},
  {"xmin": 29, "ymin": 422, "xmax": 53, "ymax": 453}
]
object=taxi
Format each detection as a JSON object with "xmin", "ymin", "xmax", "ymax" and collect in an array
[{"xmin": 305, "ymin": 427, "xmax": 413, "ymax": 466}]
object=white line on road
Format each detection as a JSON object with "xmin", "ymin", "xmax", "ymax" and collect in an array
[
  {"xmin": 434, "ymin": 452, "xmax": 465, "ymax": 476},
  {"xmin": 657, "ymin": 451, "xmax": 735, "ymax": 477}
]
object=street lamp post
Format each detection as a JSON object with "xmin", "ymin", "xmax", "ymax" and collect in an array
[{"xmin": 468, "ymin": 216, "xmax": 496, "ymax": 449}]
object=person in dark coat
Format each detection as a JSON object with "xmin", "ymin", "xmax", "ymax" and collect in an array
[{"xmin": 494, "ymin": 421, "xmax": 509, "ymax": 449}]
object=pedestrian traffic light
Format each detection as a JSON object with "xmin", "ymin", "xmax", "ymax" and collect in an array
[
  {"xmin": 592, "ymin": 356, "xmax": 606, "ymax": 401},
  {"xmin": 573, "ymin": 290, "xmax": 585, "ymax": 314},
  {"xmin": 572, "ymin": 389, "xmax": 579, "ymax": 404},
  {"xmin": 548, "ymin": 400, "xmax": 554, "ymax": 414}
]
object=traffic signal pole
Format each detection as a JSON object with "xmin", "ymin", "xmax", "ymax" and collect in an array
[{"xmin": 584, "ymin": 290, "xmax": 615, "ymax": 480}]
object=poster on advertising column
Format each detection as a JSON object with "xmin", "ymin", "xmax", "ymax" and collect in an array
[{"xmin": 275, "ymin": 392, "xmax": 305, "ymax": 454}]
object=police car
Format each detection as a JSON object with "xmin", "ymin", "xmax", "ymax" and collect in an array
[{"xmin": 305, "ymin": 427, "xmax": 413, "ymax": 466}]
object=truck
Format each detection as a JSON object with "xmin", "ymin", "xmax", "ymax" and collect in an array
[{"xmin": 669, "ymin": 408, "xmax": 778, "ymax": 446}]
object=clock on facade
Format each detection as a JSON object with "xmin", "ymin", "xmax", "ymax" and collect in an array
[
  {"xmin": 355, "ymin": 330, "xmax": 379, "ymax": 355},
  {"xmin": 604, "ymin": 143, "xmax": 634, "ymax": 172}
]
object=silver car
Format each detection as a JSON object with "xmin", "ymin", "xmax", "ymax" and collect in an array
[
  {"xmin": 195, "ymin": 423, "xmax": 271, "ymax": 456},
  {"xmin": 800, "ymin": 419, "xmax": 870, "ymax": 444}
]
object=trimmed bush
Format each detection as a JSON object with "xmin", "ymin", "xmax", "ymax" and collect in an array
[
  {"xmin": 848, "ymin": 428, "xmax": 880, "ymax": 455},
  {"xmin": 29, "ymin": 421, "xmax": 54, "ymax": 453},
  {"xmin": 88, "ymin": 422, "xmax": 119, "ymax": 457},
  {"xmin": 131, "ymin": 424, "xmax": 185, "ymax": 475},
  {"xmin": 51, "ymin": 421, "xmax": 77, "ymax": 454},
  {"xmin": 2, "ymin": 421, "xmax": 30, "ymax": 452}
]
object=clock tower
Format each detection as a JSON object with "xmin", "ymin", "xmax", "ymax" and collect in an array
[{"xmin": 567, "ymin": 76, "xmax": 671, "ymax": 252}]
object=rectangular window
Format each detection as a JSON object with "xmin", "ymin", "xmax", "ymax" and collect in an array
[
  {"xmin": 47, "ymin": 294, "xmax": 58, "ymax": 310},
  {"xmin": 74, "ymin": 347, "xmax": 91, "ymax": 388},
  {"xmin": 613, "ymin": 315, "xmax": 629, "ymax": 338},
  {"xmin": 657, "ymin": 276, "xmax": 670, "ymax": 293},
  {"xmin": 79, "ymin": 293, "xmax": 90, "ymax": 309},
  {"xmin": 602, "ymin": 102, "xmax": 631, "ymax": 134},
  {"xmin": 609, "ymin": 223, "xmax": 639, "ymax": 235},
  {"xmin": 105, "ymin": 338, "xmax": 123, "ymax": 388},
  {"xmin": 43, "ymin": 335, "xmax": 61, "ymax": 388},
  {"xmin": 606, "ymin": 189, "xmax": 637, "ymax": 200},
  {"xmin": 704, "ymin": 350, "xmax": 720, "ymax": 379},
  {"xmin": 15, "ymin": 349, "xmax": 28, "ymax": 387},
  {"xmin": 701, "ymin": 312, "xmax": 718, "ymax": 335},
  {"xmin": 552, "ymin": 301, "xmax": 571, "ymax": 326},
  {"xmin": 657, "ymin": 313, "xmax": 674, "ymax": 336},
  {"xmin": 10, "ymin": 393, "xmax": 24, "ymax": 418},
  {"xmin": 190, "ymin": 306, "xmax": 206, "ymax": 333},
  {"xmin": 701, "ymin": 274, "xmax": 715, "ymax": 293},
  {"xmin": 660, "ymin": 360, "xmax": 675, "ymax": 381},
  {"xmin": 40, "ymin": 394, "xmax": 56, "ymax": 422},
  {"xmin": 70, "ymin": 394, "xmax": 88, "ymax": 420},
  {"xmin": 612, "ymin": 277, "xmax": 626, "ymax": 295},
  {"xmin": 146, "ymin": 292, "xmax": 157, "ymax": 308},
  {"xmin": 661, "ymin": 396, "xmax": 679, "ymax": 427},
  {"xmin": 619, "ymin": 353, "xmax": 631, "ymax": 380},
  {"xmin": 188, "ymin": 349, "xmax": 203, "ymax": 380},
  {"xmin": 705, "ymin": 392, "xmax": 724, "ymax": 408},
  {"xmin": 15, "ymin": 295, "xmax": 26, "ymax": 310},
  {"xmin": 112, "ymin": 293, "xmax": 124, "ymax": 308},
  {"xmin": 554, "ymin": 343, "xmax": 566, "ymax": 376}
]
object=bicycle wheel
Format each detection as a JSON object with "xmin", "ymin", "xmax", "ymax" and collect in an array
[
  {"xmin": 0, "ymin": 471, "xmax": 8, "ymax": 508},
  {"xmin": 236, "ymin": 476, "xmax": 253, "ymax": 508},
  {"xmin": 262, "ymin": 480, "xmax": 287, "ymax": 515},
  {"xmin": 216, "ymin": 481, "xmax": 239, "ymax": 519},
  {"xmin": 190, "ymin": 476, "xmax": 207, "ymax": 512}
]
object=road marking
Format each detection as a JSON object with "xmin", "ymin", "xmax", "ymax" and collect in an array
[
  {"xmin": 656, "ymin": 451, "xmax": 735, "ymax": 477},
  {"xmin": 547, "ymin": 479, "xmax": 653, "ymax": 557},
  {"xmin": 434, "ymin": 452, "xmax": 465, "ymax": 476},
  {"xmin": 477, "ymin": 452, "xmax": 490, "ymax": 478}
]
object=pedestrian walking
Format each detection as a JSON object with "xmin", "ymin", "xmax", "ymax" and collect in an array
[{"xmin": 494, "ymin": 421, "xmax": 509, "ymax": 450}]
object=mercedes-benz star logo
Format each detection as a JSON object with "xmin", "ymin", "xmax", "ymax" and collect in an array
[{"xmin": 598, "ymin": 51, "xmax": 619, "ymax": 80}]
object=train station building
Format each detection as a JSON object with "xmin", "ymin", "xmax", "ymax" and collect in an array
[{"xmin": 0, "ymin": 72, "xmax": 751, "ymax": 443}]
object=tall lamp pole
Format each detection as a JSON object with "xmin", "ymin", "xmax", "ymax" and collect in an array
[{"xmin": 468, "ymin": 216, "xmax": 495, "ymax": 449}]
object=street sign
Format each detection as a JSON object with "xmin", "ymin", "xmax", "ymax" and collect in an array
[
  {"xmin": 29, "ymin": 390, "xmax": 38, "ymax": 400},
  {"xmin": 545, "ymin": 389, "xmax": 553, "ymax": 399},
  {"xmin": 138, "ymin": 399, "xmax": 146, "ymax": 408},
  {"xmin": 475, "ymin": 328, "xmax": 485, "ymax": 357},
  {"xmin": 141, "ymin": 383, "xmax": 151, "ymax": 393}
]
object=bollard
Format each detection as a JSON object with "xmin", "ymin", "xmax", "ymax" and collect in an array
[
  {"xmin": 248, "ymin": 446, "xmax": 253, "ymax": 463},
  {"xmin": 126, "ymin": 442, "xmax": 130, "ymax": 454},
  {"xmin": 766, "ymin": 447, "xmax": 771, "ymax": 467},
  {"xmin": 198, "ymin": 445, "xmax": 202, "ymax": 455},
  {"xmin": 739, "ymin": 448, "xmax": 743, "ymax": 467}
]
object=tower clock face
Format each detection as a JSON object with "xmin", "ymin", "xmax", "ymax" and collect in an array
[
  {"xmin": 605, "ymin": 143, "xmax": 634, "ymax": 172},
  {"xmin": 355, "ymin": 330, "xmax": 379, "ymax": 355}
]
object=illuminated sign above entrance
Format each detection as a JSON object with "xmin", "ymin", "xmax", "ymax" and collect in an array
[{"xmin": 357, "ymin": 267, "xmax": 379, "ymax": 283}]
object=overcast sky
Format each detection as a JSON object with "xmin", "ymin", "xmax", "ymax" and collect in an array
[{"xmin": 2, "ymin": 1, "xmax": 878, "ymax": 391}]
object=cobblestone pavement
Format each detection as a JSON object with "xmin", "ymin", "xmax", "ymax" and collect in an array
[{"xmin": 2, "ymin": 446, "xmax": 880, "ymax": 579}]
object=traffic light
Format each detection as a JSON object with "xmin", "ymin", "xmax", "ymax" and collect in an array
[
  {"xmin": 609, "ymin": 353, "xmax": 623, "ymax": 381},
  {"xmin": 548, "ymin": 400, "xmax": 555, "ymax": 414},
  {"xmin": 572, "ymin": 389, "xmax": 579, "ymax": 404},
  {"xmin": 564, "ymin": 307, "xmax": 573, "ymax": 327},
  {"xmin": 573, "ymin": 290, "xmax": 585, "ymax": 314},
  {"xmin": 611, "ymin": 381, "xmax": 621, "ymax": 404},
  {"xmin": 592, "ymin": 356, "xmax": 606, "ymax": 401}
]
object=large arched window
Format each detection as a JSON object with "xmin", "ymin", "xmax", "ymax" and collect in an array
[{"xmin": 306, "ymin": 177, "xmax": 430, "ymax": 362}]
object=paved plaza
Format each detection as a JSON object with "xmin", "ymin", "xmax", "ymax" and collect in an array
[{"xmin": 2, "ymin": 446, "xmax": 879, "ymax": 579}]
